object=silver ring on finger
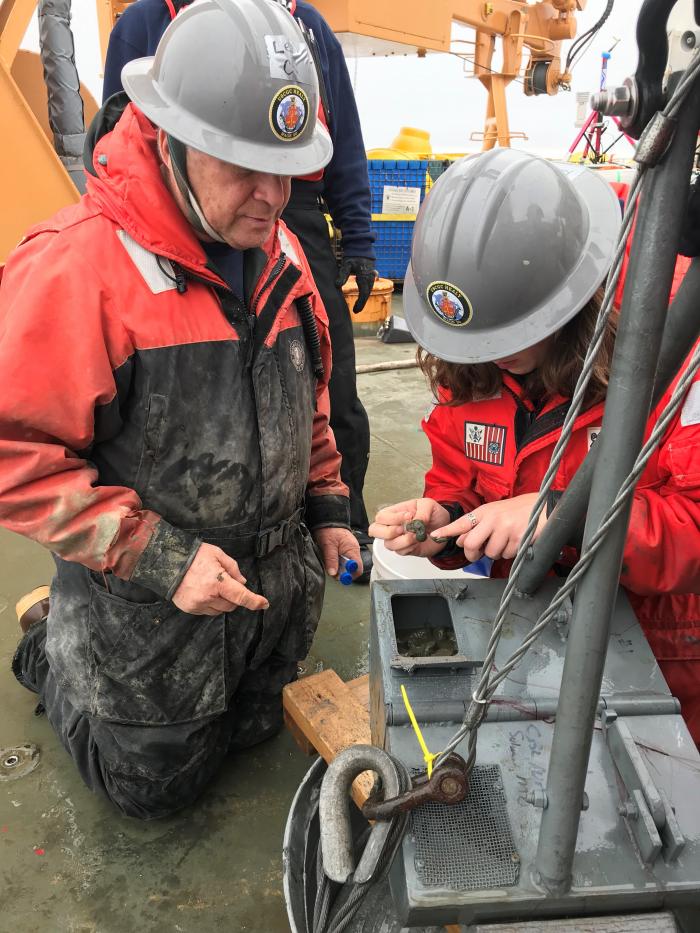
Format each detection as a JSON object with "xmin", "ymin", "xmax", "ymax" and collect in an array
[{"xmin": 466, "ymin": 512, "xmax": 479, "ymax": 529}]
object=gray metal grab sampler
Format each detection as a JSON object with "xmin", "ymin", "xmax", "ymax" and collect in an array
[
  {"xmin": 283, "ymin": 5, "xmax": 700, "ymax": 930},
  {"xmin": 369, "ymin": 578, "xmax": 700, "ymax": 928}
]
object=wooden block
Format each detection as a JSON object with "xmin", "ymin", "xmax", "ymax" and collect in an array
[
  {"xmin": 283, "ymin": 669, "xmax": 374, "ymax": 807},
  {"xmin": 283, "ymin": 708, "xmax": 316, "ymax": 756},
  {"xmin": 347, "ymin": 673, "xmax": 370, "ymax": 712},
  {"xmin": 284, "ymin": 669, "xmax": 371, "ymax": 752}
]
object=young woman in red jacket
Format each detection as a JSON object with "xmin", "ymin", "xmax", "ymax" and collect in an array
[{"xmin": 370, "ymin": 149, "xmax": 700, "ymax": 742}]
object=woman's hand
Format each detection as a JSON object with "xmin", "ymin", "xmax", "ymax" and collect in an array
[
  {"xmin": 369, "ymin": 498, "xmax": 451, "ymax": 557},
  {"xmin": 431, "ymin": 493, "xmax": 547, "ymax": 563}
]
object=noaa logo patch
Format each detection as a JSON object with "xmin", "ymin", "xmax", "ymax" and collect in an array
[
  {"xmin": 426, "ymin": 281, "xmax": 472, "ymax": 327},
  {"xmin": 270, "ymin": 86, "xmax": 309, "ymax": 141},
  {"xmin": 290, "ymin": 339, "xmax": 305, "ymax": 372}
]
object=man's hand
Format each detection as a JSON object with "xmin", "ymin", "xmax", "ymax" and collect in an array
[
  {"xmin": 336, "ymin": 257, "xmax": 377, "ymax": 313},
  {"xmin": 431, "ymin": 493, "xmax": 547, "ymax": 563},
  {"xmin": 172, "ymin": 543, "xmax": 269, "ymax": 615},
  {"xmin": 313, "ymin": 527, "xmax": 362, "ymax": 578},
  {"xmin": 369, "ymin": 498, "xmax": 450, "ymax": 558}
]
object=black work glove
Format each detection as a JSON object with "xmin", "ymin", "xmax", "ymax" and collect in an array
[{"xmin": 336, "ymin": 257, "xmax": 377, "ymax": 313}]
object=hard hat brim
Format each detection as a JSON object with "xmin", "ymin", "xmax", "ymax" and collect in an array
[
  {"xmin": 403, "ymin": 164, "xmax": 621, "ymax": 365},
  {"xmin": 122, "ymin": 57, "xmax": 333, "ymax": 177}
]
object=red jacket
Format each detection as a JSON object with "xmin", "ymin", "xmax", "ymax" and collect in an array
[
  {"xmin": 422, "ymin": 366, "xmax": 700, "ymax": 662},
  {"xmin": 0, "ymin": 104, "xmax": 348, "ymax": 599},
  {"xmin": 609, "ymin": 181, "xmax": 692, "ymax": 310}
]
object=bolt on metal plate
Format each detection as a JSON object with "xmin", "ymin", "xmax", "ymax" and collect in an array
[{"xmin": 0, "ymin": 745, "xmax": 40, "ymax": 781}]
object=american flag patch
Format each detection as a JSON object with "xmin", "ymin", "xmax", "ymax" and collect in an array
[{"xmin": 464, "ymin": 422, "xmax": 507, "ymax": 465}]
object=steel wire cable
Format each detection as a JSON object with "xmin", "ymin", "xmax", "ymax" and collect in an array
[
  {"xmin": 435, "ymin": 51, "xmax": 700, "ymax": 772},
  {"xmin": 312, "ymin": 757, "xmax": 412, "ymax": 933}
]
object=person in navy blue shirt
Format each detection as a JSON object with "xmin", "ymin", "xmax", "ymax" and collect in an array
[{"xmin": 103, "ymin": 0, "xmax": 377, "ymax": 578}]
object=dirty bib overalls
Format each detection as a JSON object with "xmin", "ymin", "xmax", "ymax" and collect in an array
[{"xmin": 15, "ymin": 244, "xmax": 326, "ymax": 820}]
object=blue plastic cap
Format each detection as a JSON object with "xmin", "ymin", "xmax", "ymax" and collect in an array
[
  {"xmin": 463, "ymin": 557, "xmax": 494, "ymax": 577},
  {"xmin": 339, "ymin": 572, "xmax": 353, "ymax": 586}
]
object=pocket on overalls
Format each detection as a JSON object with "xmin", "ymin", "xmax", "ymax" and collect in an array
[
  {"xmin": 274, "ymin": 525, "xmax": 325, "ymax": 662},
  {"xmin": 87, "ymin": 574, "xmax": 227, "ymax": 726}
]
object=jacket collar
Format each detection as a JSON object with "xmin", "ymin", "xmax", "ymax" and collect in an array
[
  {"xmin": 84, "ymin": 101, "xmax": 281, "ymax": 282},
  {"xmin": 501, "ymin": 371, "xmax": 567, "ymax": 415}
]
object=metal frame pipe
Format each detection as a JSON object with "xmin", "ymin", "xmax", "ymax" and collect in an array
[
  {"xmin": 387, "ymin": 694, "xmax": 680, "ymax": 725},
  {"xmin": 518, "ymin": 253, "xmax": 700, "ymax": 596},
  {"xmin": 534, "ymin": 80, "xmax": 700, "ymax": 896}
]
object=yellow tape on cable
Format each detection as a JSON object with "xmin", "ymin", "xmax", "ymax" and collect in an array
[{"xmin": 400, "ymin": 683, "xmax": 440, "ymax": 778}]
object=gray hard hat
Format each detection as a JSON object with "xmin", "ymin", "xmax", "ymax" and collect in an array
[
  {"xmin": 403, "ymin": 149, "xmax": 621, "ymax": 364},
  {"xmin": 121, "ymin": 0, "xmax": 332, "ymax": 176}
]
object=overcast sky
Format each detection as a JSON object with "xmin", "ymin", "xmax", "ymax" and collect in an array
[{"xmin": 23, "ymin": 0, "xmax": 695, "ymax": 159}]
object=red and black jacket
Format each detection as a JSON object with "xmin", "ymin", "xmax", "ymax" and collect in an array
[{"xmin": 0, "ymin": 101, "xmax": 349, "ymax": 601}]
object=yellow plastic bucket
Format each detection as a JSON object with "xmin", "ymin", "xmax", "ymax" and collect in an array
[
  {"xmin": 342, "ymin": 276, "xmax": 394, "ymax": 325},
  {"xmin": 366, "ymin": 147, "xmax": 414, "ymax": 160},
  {"xmin": 390, "ymin": 127, "xmax": 432, "ymax": 155}
]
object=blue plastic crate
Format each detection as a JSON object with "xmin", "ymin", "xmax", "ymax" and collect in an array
[
  {"xmin": 367, "ymin": 159, "xmax": 428, "ymax": 280},
  {"xmin": 372, "ymin": 220, "xmax": 414, "ymax": 280},
  {"xmin": 367, "ymin": 159, "xmax": 429, "ymax": 214}
]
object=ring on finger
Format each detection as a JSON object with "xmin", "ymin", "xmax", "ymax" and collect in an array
[{"xmin": 466, "ymin": 512, "xmax": 479, "ymax": 529}]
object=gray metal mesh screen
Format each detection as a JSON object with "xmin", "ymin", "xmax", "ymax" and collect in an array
[{"xmin": 410, "ymin": 764, "xmax": 519, "ymax": 890}]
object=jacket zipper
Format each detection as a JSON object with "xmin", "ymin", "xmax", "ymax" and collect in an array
[
  {"xmin": 240, "ymin": 252, "xmax": 285, "ymax": 368},
  {"xmin": 251, "ymin": 253, "xmax": 287, "ymax": 317}
]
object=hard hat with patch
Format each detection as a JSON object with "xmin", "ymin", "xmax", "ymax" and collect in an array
[
  {"xmin": 121, "ymin": 0, "xmax": 332, "ymax": 176},
  {"xmin": 403, "ymin": 149, "xmax": 621, "ymax": 364}
]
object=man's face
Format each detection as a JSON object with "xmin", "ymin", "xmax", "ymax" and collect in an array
[{"xmin": 160, "ymin": 132, "xmax": 291, "ymax": 248}]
